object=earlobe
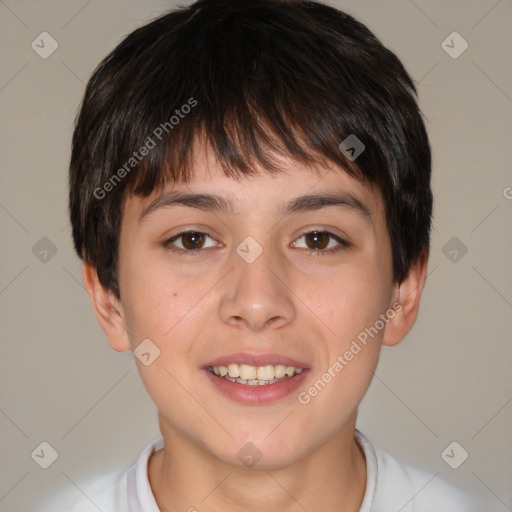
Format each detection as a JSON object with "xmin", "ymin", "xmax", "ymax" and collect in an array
[
  {"xmin": 381, "ymin": 251, "xmax": 429, "ymax": 347},
  {"xmin": 82, "ymin": 262, "xmax": 132, "ymax": 352}
]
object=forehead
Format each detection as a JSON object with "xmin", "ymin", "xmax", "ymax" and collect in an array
[{"xmin": 125, "ymin": 145, "xmax": 385, "ymax": 228}]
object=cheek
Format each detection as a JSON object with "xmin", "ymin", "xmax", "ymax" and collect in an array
[
  {"xmin": 299, "ymin": 265, "xmax": 392, "ymax": 414},
  {"xmin": 120, "ymin": 254, "xmax": 204, "ymax": 340},
  {"xmin": 304, "ymin": 262, "xmax": 389, "ymax": 345}
]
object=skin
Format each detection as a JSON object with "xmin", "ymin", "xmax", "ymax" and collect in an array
[{"xmin": 83, "ymin": 145, "xmax": 428, "ymax": 512}]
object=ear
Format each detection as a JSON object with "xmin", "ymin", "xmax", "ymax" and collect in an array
[
  {"xmin": 382, "ymin": 250, "xmax": 429, "ymax": 347},
  {"xmin": 82, "ymin": 261, "xmax": 131, "ymax": 352}
]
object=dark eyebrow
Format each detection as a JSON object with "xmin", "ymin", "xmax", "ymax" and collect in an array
[
  {"xmin": 140, "ymin": 191, "xmax": 236, "ymax": 221},
  {"xmin": 281, "ymin": 192, "xmax": 372, "ymax": 219},
  {"xmin": 139, "ymin": 190, "xmax": 373, "ymax": 223}
]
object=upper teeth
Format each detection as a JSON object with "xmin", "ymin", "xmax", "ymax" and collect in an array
[{"xmin": 211, "ymin": 363, "xmax": 303, "ymax": 382}]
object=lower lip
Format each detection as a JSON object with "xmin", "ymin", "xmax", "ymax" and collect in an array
[{"xmin": 202, "ymin": 368, "xmax": 309, "ymax": 405}]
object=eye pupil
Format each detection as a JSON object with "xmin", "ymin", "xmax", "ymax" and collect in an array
[
  {"xmin": 306, "ymin": 230, "xmax": 329, "ymax": 250},
  {"xmin": 183, "ymin": 231, "xmax": 204, "ymax": 250}
]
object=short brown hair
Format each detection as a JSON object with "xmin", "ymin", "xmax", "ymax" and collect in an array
[{"xmin": 69, "ymin": 0, "xmax": 432, "ymax": 298}]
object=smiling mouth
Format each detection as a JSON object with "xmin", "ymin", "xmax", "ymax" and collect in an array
[{"xmin": 206, "ymin": 363, "xmax": 304, "ymax": 386}]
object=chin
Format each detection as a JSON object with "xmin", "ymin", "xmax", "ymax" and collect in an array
[{"xmin": 209, "ymin": 434, "xmax": 311, "ymax": 471}]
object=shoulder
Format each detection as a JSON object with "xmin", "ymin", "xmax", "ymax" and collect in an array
[
  {"xmin": 368, "ymin": 439, "xmax": 490, "ymax": 511},
  {"xmin": 67, "ymin": 468, "xmax": 129, "ymax": 512},
  {"xmin": 38, "ymin": 466, "xmax": 128, "ymax": 512},
  {"xmin": 41, "ymin": 437, "xmax": 164, "ymax": 512}
]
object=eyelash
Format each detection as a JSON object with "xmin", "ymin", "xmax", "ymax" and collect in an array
[{"xmin": 163, "ymin": 230, "xmax": 351, "ymax": 257}]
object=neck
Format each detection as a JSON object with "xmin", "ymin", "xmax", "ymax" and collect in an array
[{"xmin": 148, "ymin": 414, "xmax": 367, "ymax": 512}]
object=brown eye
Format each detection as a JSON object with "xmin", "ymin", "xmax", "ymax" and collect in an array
[
  {"xmin": 165, "ymin": 231, "xmax": 218, "ymax": 253},
  {"xmin": 181, "ymin": 231, "xmax": 206, "ymax": 250},
  {"xmin": 292, "ymin": 230, "xmax": 350, "ymax": 255},
  {"xmin": 304, "ymin": 231, "xmax": 330, "ymax": 250}
]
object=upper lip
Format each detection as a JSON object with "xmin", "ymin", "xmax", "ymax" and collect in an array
[{"xmin": 203, "ymin": 352, "xmax": 310, "ymax": 369}]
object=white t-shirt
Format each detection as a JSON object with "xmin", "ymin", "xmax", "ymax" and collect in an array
[{"xmin": 47, "ymin": 430, "xmax": 491, "ymax": 511}]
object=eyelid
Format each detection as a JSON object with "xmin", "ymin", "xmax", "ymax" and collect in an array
[
  {"xmin": 164, "ymin": 230, "xmax": 220, "ymax": 253},
  {"xmin": 291, "ymin": 230, "xmax": 351, "ymax": 254},
  {"xmin": 290, "ymin": 222, "xmax": 351, "ymax": 243}
]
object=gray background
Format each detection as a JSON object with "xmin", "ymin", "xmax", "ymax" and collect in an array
[{"xmin": 1, "ymin": 0, "xmax": 511, "ymax": 510}]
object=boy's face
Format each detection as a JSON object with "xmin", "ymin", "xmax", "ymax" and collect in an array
[{"xmin": 99, "ymin": 145, "xmax": 414, "ymax": 469}]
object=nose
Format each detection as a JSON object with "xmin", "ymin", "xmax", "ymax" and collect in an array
[{"xmin": 218, "ymin": 242, "xmax": 296, "ymax": 332}]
